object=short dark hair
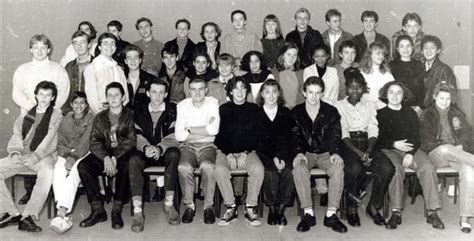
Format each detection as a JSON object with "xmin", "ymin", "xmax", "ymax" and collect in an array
[
  {"xmin": 77, "ymin": 21, "xmax": 97, "ymax": 40},
  {"xmin": 124, "ymin": 44, "xmax": 144, "ymax": 59},
  {"xmin": 29, "ymin": 34, "xmax": 52, "ymax": 49},
  {"xmin": 421, "ymin": 35, "xmax": 442, "ymax": 49},
  {"xmin": 70, "ymin": 91, "xmax": 88, "ymax": 104},
  {"xmin": 312, "ymin": 44, "xmax": 331, "ymax": 57},
  {"xmin": 34, "ymin": 81, "xmax": 57, "ymax": 106},
  {"xmin": 378, "ymin": 81, "xmax": 413, "ymax": 104},
  {"xmin": 240, "ymin": 51, "xmax": 267, "ymax": 72},
  {"xmin": 175, "ymin": 19, "xmax": 191, "ymax": 29},
  {"xmin": 97, "ymin": 32, "xmax": 118, "ymax": 46},
  {"xmin": 360, "ymin": 10, "xmax": 379, "ymax": 23},
  {"xmin": 105, "ymin": 82, "xmax": 125, "ymax": 96},
  {"xmin": 161, "ymin": 42, "xmax": 179, "ymax": 57},
  {"xmin": 200, "ymin": 22, "xmax": 222, "ymax": 41},
  {"xmin": 189, "ymin": 77, "xmax": 207, "ymax": 87},
  {"xmin": 231, "ymin": 10, "xmax": 247, "ymax": 22},
  {"xmin": 303, "ymin": 76, "xmax": 325, "ymax": 93},
  {"xmin": 135, "ymin": 17, "xmax": 153, "ymax": 30},
  {"xmin": 225, "ymin": 76, "xmax": 250, "ymax": 100},
  {"xmin": 338, "ymin": 40, "xmax": 358, "ymax": 59},
  {"xmin": 393, "ymin": 35, "xmax": 413, "ymax": 60},
  {"xmin": 325, "ymin": 9, "xmax": 341, "ymax": 22},
  {"xmin": 343, "ymin": 67, "xmax": 368, "ymax": 93},
  {"xmin": 192, "ymin": 51, "xmax": 212, "ymax": 65},
  {"xmin": 255, "ymin": 79, "xmax": 285, "ymax": 106},
  {"xmin": 402, "ymin": 12, "xmax": 422, "ymax": 26},
  {"xmin": 147, "ymin": 78, "xmax": 169, "ymax": 92},
  {"xmin": 217, "ymin": 53, "xmax": 235, "ymax": 67},
  {"xmin": 107, "ymin": 20, "xmax": 123, "ymax": 32},
  {"xmin": 71, "ymin": 30, "xmax": 91, "ymax": 44}
]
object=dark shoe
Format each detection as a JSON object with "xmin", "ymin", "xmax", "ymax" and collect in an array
[
  {"xmin": 111, "ymin": 210, "xmax": 124, "ymax": 229},
  {"xmin": 347, "ymin": 213, "xmax": 361, "ymax": 227},
  {"xmin": 324, "ymin": 214, "xmax": 348, "ymax": 233},
  {"xmin": 0, "ymin": 214, "xmax": 22, "ymax": 228},
  {"xmin": 426, "ymin": 213, "xmax": 445, "ymax": 229},
  {"xmin": 181, "ymin": 208, "xmax": 195, "ymax": 224},
  {"xmin": 244, "ymin": 206, "xmax": 262, "ymax": 226},
  {"xmin": 203, "ymin": 208, "xmax": 215, "ymax": 224},
  {"xmin": 194, "ymin": 191, "xmax": 204, "ymax": 201},
  {"xmin": 152, "ymin": 187, "xmax": 165, "ymax": 202},
  {"xmin": 459, "ymin": 222, "xmax": 471, "ymax": 233},
  {"xmin": 131, "ymin": 212, "xmax": 144, "ymax": 233},
  {"xmin": 267, "ymin": 207, "xmax": 277, "ymax": 225},
  {"xmin": 319, "ymin": 193, "xmax": 328, "ymax": 207},
  {"xmin": 296, "ymin": 214, "xmax": 316, "ymax": 232},
  {"xmin": 79, "ymin": 211, "xmax": 107, "ymax": 228},
  {"xmin": 276, "ymin": 206, "xmax": 287, "ymax": 226},
  {"xmin": 218, "ymin": 206, "xmax": 238, "ymax": 227},
  {"xmin": 385, "ymin": 212, "xmax": 402, "ymax": 229},
  {"xmin": 366, "ymin": 205, "xmax": 386, "ymax": 226},
  {"xmin": 18, "ymin": 193, "xmax": 31, "ymax": 205},
  {"xmin": 18, "ymin": 216, "xmax": 42, "ymax": 232}
]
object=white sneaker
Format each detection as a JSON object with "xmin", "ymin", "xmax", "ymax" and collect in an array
[{"xmin": 49, "ymin": 216, "xmax": 73, "ymax": 234}]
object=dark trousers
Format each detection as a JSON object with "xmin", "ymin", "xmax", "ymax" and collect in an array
[
  {"xmin": 342, "ymin": 137, "xmax": 394, "ymax": 209},
  {"xmin": 263, "ymin": 167, "xmax": 294, "ymax": 207},
  {"xmin": 77, "ymin": 151, "xmax": 134, "ymax": 203},
  {"xmin": 24, "ymin": 176, "xmax": 36, "ymax": 194},
  {"xmin": 128, "ymin": 147, "xmax": 180, "ymax": 197}
]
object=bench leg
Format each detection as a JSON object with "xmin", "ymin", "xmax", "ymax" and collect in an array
[{"xmin": 454, "ymin": 175, "xmax": 459, "ymax": 204}]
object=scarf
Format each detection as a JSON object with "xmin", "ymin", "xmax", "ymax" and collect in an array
[{"xmin": 22, "ymin": 105, "xmax": 54, "ymax": 151}]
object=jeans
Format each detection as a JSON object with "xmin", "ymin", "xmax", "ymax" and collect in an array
[
  {"xmin": 429, "ymin": 144, "xmax": 474, "ymax": 217},
  {"xmin": 292, "ymin": 152, "xmax": 344, "ymax": 209},
  {"xmin": 128, "ymin": 147, "xmax": 180, "ymax": 197},
  {"xmin": 178, "ymin": 142, "xmax": 216, "ymax": 208},
  {"xmin": 0, "ymin": 154, "xmax": 54, "ymax": 219},
  {"xmin": 214, "ymin": 151, "xmax": 264, "ymax": 207},
  {"xmin": 383, "ymin": 149, "xmax": 441, "ymax": 210}
]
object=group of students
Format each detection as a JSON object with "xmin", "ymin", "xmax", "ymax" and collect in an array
[{"xmin": 0, "ymin": 5, "xmax": 473, "ymax": 236}]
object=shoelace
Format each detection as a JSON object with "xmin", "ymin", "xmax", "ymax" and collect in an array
[
  {"xmin": 246, "ymin": 208, "xmax": 257, "ymax": 219},
  {"xmin": 222, "ymin": 208, "xmax": 236, "ymax": 221}
]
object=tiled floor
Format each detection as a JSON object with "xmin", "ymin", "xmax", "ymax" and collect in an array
[{"xmin": 1, "ymin": 179, "xmax": 473, "ymax": 241}]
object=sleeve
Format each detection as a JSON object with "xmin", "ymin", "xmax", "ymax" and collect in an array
[
  {"xmin": 183, "ymin": 77, "xmax": 190, "ymax": 98},
  {"xmin": 213, "ymin": 107, "xmax": 226, "ymax": 151},
  {"xmin": 220, "ymin": 35, "xmax": 231, "ymax": 55},
  {"xmin": 57, "ymin": 119, "xmax": 71, "ymax": 157},
  {"xmin": 84, "ymin": 65, "xmax": 101, "ymax": 114},
  {"xmin": 375, "ymin": 109, "xmax": 393, "ymax": 150},
  {"xmin": 73, "ymin": 115, "xmax": 94, "ymax": 159},
  {"xmin": 303, "ymin": 67, "xmax": 312, "ymax": 83},
  {"xmin": 174, "ymin": 102, "xmax": 189, "ymax": 142},
  {"xmin": 205, "ymin": 99, "xmax": 220, "ymax": 136},
  {"xmin": 455, "ymin": 110, "xmax": 473, "ymax": 152},
  {"xmin": 367, "ymin": 102, "xmax": 379, "ymax": 138},
  {"xmin": 7, "ymin": 114, "xmax": 26, "ymax": 155},
  {"xmin": 328, "ymin": 111, "xmax": 342, "ymax": 155},
  {"xmin": 89, "ymin": 115, "xmax": 109, "ymax": 160},
  {"xmin": 32, "ymin": 112, "xmax": 63, "ymax": 161},
  {"xmin": 419, "ymin": 110, "xmax": 439, "ymax": 153},
  {"xmin": 12, "ymin": 68, "xmax": 35, "ymax": 111},
  {"xmin": 335, "ymin": 103, "xmax": 350, "ymax": 139},
  {"xmin": 113, "ymin": 112, "xmax": 136, "ymax": 159},
  {"xmin": 406, "ymin": 109, "xmax": 421, "ymax": 155},
  {"xmin": 157, "ymin": 133, "xmax": 180, "ymax": 153},
  {"xmin": 290, "ymin": 111, "xmax": 307, "ymax": 155},
  {"xmin": 118, "ymin": 69, "xmax": 130, "ymax": 107},
  {"xmin": 54, "ymin": 66, "xmax": 71, "ymax": 111}
]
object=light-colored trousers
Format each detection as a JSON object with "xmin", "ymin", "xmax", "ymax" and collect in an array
[{"xmin": 52, "ymin": 155, "xmax": 87, "ymax": 214}]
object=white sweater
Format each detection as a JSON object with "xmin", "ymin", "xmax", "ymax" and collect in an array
[
  {"xmin": 303, "ymin": 64, "xmax": 339, "ymax": 104},
  {"xmin": 12, "ymin": 59, "xmax": 70, "ymax": 113}
]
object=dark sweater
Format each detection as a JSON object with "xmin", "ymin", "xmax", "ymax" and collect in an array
[
  {"xmin": 389, "ymin": 59, "xmax": 425, "ymax": 107},
  {"xmin": 261, "ymin": 38, "xmax": 286, "ymax": 68},
  {"xmin": 214, "ymin": 101, "xmax": 260, "ymax": 154},
  {"xmin": 376, "ymin": 105, "xmax": 420, "ymax": 155},
  {"xmin": 255, "ymin": 106, "xmax": 297, "ymax": 169},
  {"xmin": 285, "ymin": 26, "xmax": 323, "ymax": 69},
  {"xmin": 243, "ymin": 69, "xmax": 273, "ymax": 84}
]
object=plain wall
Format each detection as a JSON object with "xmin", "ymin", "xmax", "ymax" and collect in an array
[{"xmin": 1, "ymin": 0, "xmax": 472, "ymax": 155}]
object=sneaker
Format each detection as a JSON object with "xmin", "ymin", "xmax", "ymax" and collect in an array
[
  {"xmin": 217, "ymin": 206, "xmax": 238, "ymax": 227},
  {"xmin": 203, "ymin": 208, "xmax": 215, "ymax": 224},
  {"xmin": 49, "ymin": 216, "xmax": 73, "ymax": 234},
  {"xmin": 164, "ymin": 205, "xmax": 180, "ymax": 225},
  {"xmin": 131, "ymin": 213, "xmax": 144, "ymax": 233},
  {"xmin": 244, "ymin": 206, "xmax": 261, "ymax": 227}
]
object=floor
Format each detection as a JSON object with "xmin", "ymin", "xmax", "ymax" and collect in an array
[{"xmin": 1, "ymin": 179, "xmax": 473, "ymax": 241}]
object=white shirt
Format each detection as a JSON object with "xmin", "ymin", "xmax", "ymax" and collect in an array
[
  {"xmin": 263, "ymin": 105, "xmax": 278, "ymax": 121},
  {"xmin": 361, "ymin": 68, "xmax": 394, "ymax": 109},
  {"xmin": 335, "ymin": 97, "xmax": 378, "ymax": 139},
  {"xmin": 12, "ymin": 59, "xmax": 70, "ymax": 113},
  {"xmin": 175, "ymin": 97, "xmax": 220, "ymax": 143},
  {"xmin": 329, "ymin": 31, "xmax": 342, "ymax": 58},
  {"xmin": 303, "ymin": 64, "xmax": 339, "ymax": 104}
]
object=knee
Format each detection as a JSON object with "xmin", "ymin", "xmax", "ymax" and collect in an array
[
  {"xmin": 214, "ymin": 163, "xmax": 228, "ymax": 177},
  {"xmin": 165, "ymin": 147, "xmax": 180, "ymax": 163},
  {"xmin": 248, "ymin": 161, "xmax": 264, "ymax": 177},
  {"xmin": 345, "ymin": 162, "xmax": 363, "ymax": 177},
  {"xmin": 380, "ymin": 159, "xmax": 395, "ymax": 177},
  {"xmin": 200, "ymin": 162, "xmax": 214, "ymax": 176},
  {"xmin": 128, "ymin": 153, "xmax": 143, "ymax": 167},
  {"xmin": 460, "ymin": 164, "xmax": 474, "ymax": 182},
  {"xmin": 178, "ymin": 163, "xmax": 193, "ymax": 175}
]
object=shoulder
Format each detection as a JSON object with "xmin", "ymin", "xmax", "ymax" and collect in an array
[
  {"xmin": 205, "ymin": 96, "xmax": 219, "ymax": 106},
  {"xmin": 321, "ymin": 101, "xmax": 339, "ymax": 114},
  {"xmin": 177, "ymin": 98, "xmax": 192, "ymax": 109}
]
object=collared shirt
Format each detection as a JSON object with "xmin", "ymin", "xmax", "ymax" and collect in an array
[
  {"xmin": 206, "ymin": 41, "xmax": 218, "ymax": 69},
  {"xmin": 148, "ymin": 102, "xmax": 166, "ymax": 113},
  {"xmin": 133, "ymin": 37, "xmax": 164, "ymax": 77},
  {"xmin": 335, "ymin": 97, "xmax": 378, "ymax": 139},
  {"xmin": 361, "ymin": 68, "xmax": 394, "ymax": 109},
  {"xmin": 175, "ymin": 97, "xmax": 220, "ymax": 143}
]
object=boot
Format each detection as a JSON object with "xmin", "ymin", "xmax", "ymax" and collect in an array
[
  {"xmin": 111, "ymin": 201, "xmax": 124, "ymax": 229},
  {"xmin": 79, "ymin": 201, "xmax": 107, "ymax": 228}
]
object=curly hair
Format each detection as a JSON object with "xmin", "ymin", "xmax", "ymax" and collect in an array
[
  {"xmin": 378, "ymin": 81, "xmax": 413, "ymax": 104},
  {"xmin": 360, "ymin": 42, "xmax": 389, "ymax": 74},
  {"xmin": 240, "ymin": 51, "xmax": 267, "ymax": 72}
]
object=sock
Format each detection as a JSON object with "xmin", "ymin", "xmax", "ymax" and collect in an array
[
  {"xmin": 164, "ymin": 191, "xmax": 174, "ymax": 207},
  {"xmin": 57, "ymin": 206, "xmax": 68, "ymax": 217},
  {"xmin": 156, "ymin": 176, "xmax": 164, "ymax": 187},
  {"xmin": 326, "ymin": 207, "xmax": 337, "ymax": 217},
  {"xmin": 304, "ymin": 208, "xmax": 314, "ymax": 216},
  {"xmin": 187, "ymin": 203, "xmax": 195, "ymax": 210},
  {"xmin": 392, "ymin": 208, "xmax": 401, "ymax": 215},
  {"xmin": 228, "ymin": 203, "xmax": 236, "ymax": 208},
  {"xmin": 132, "ymin": 196, "xmax": 142, "ymax": 213},
  {"xmin": 427, "ymin": 209, "xmax": 437, "ymax": 216}
]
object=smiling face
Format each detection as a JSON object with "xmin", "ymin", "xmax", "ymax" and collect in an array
[
  {"xmin": 203, "ymin": 25, "xmax": 217, "ymax": 42},
  {"xmin": 231, "ymin": 81, "xmax": 248, "ymax": 105},
  {"xmin": 362, "ymin": 17, "xmax": 377, "ymax": 32},
  {"xmin": 303, "ymin": 84, "xmax": 323, "ymax": 106},
  {"xmin": 176, "ymin": 22, "xmax": 190, "ymax": 39},
  {"xmin": 71, "ymin": 96, "xmax": 88, "ymax": 116},
  {"xmin": 72, "ymin": 35, "xmax": 91, "ymax": 57},
  {"xmin": 371, "ymin": 47, "xmax": 385, "ymax": 66},
  {"xmin": 346, "ymin": 80, "xmax": 364, "ymax": 104},
  {"xmin": 434, "ymin": 91, "xmax": 451, "ymax": 110},
  {"xmin": 422, "ymin": 41, "xmax": 440, "ymax": 61},
  {"xmin": 36, "ymin": 88, "xmax": 54, "ymax": 109},
  {"xmin": 30, "ymin": 41, "xmax": 50, "ymax": 61},
  {"xmin": 283, "ymin": 48, "xmax": 298, "ymax": 68},
  {"xmin": 295, "ymin": 12, "xmax": 310, "ymax": 31},
  {"xmin": 261, "ymin": 85, "xmax": 279, "ymax": 107},
  {"xmin": 403, "ymin": 20, "xmax": 421, "ymax": 38},
  {"xmin": 339, "ymin": 47, "xmax": 356, "ymax": 66},
  {"xmin": 326, "ymin": 15, "xmax": 341, "ymax": 31},
  {"xmin": 125, "ymin": 50, "xmax": 142, "ymax": 71},
  {"xmin": 313, "ymin": 49, "xmax": 329, "ymax": 68},
  {"xmin": 99, "ymin": 38, "xmax": 117, "ymax": 58},
  {"xmin": 397, "ymin": 39, "xmax": 413, "ymax": 60},
  {"xmin": 218, "ymin": 62, "xmax": 233, "ymax": 78},
  {"xmin": 387, "ymin": 84, "xmax": 404, "ymax": 106},
  {"xmin": 137, "ymin": 21, "xmax": 152, "ymax": 39},
  {"xmin": 193, "ymin": 56, "xmax": 209, "ymax": 74}
]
